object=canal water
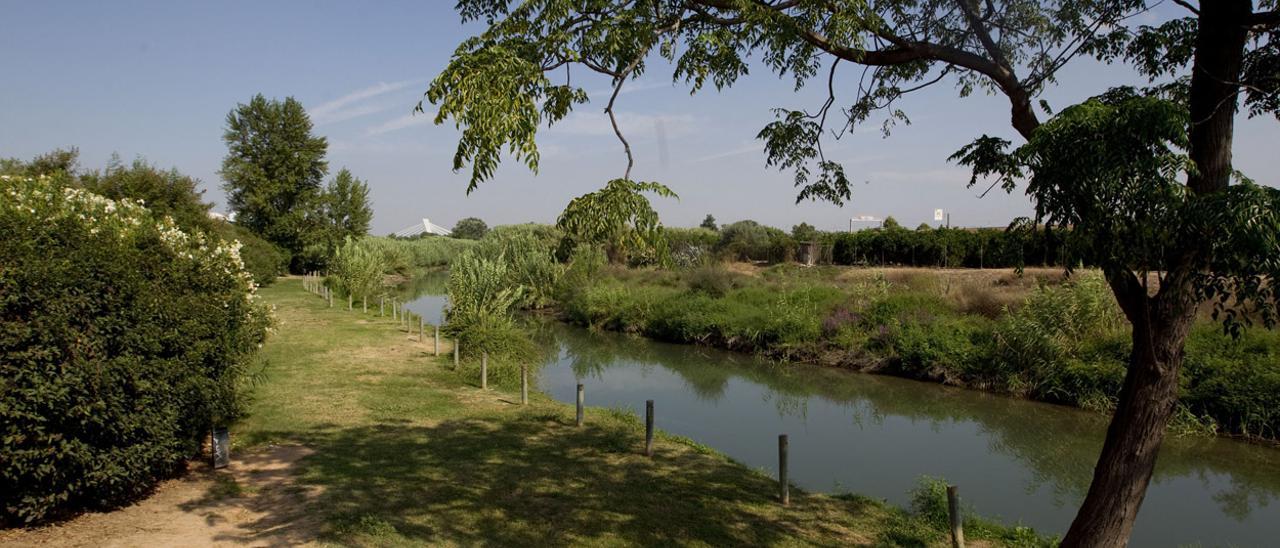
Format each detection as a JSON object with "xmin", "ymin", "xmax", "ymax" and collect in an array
[{"xmin": 404, "ymin": 277, "xmax": 1280, "ymax": 546}]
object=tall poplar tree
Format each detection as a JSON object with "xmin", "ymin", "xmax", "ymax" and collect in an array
[
  {"xmin": 322, "ymin": 168, "xmax": 373, "ymax": 248},
  {"xmin": 220, "ymin": 94, "xmax": 328, "ymax": 256}
]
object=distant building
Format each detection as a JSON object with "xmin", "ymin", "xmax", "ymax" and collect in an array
[{"xmin": 208, "ymin": 211, "xmax": 236, "ymax": 222}]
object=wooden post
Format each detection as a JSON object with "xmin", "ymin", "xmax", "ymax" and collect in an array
[
  {"xmin": 948, "ymin": 485, "xmax": 965, "ymax": 548},
  {"xmin": 419, "ymin": 318, "xmax": 424, "ymax": 341},
  {"xmin": 348, "ymin": 293, "xmax": 352, "ymax": 311},
  {"xmin": 575, "ymin": 384, "xmax": 584, "ymax": 427},
  {"xmin": 481, "ymin": 352, "xmax": 488, "ymax": 390},
  {"xmin": 778, "ymin": 434, "xmax": 789, "ymax": 506},
  {"xmin": 645, "ymin": 400, "xmax": 654, "ymax": 457},
  {"xmin": 453, "ymin": 339, "xmax": 459, "ymax": 367},
  {"xmin": 327, "ymin": 287, "xmax": 332, "ymax": 308},
  {"xmin": 380, "ymin": 297, "xmax": 385, "ymax": 317},
  {"xmin": 520, "ymin": 364, "xmax": 528, "ymax": 405},
  {"xmin": 392, "ymin": 299, "xmax": 398, "ymax": 321},
  {"xmin": 363, "ymin": 296, "xmax": 367, "ymax": 314},
  {"xmin": 211, "ymin": 427, "xmax": 230, "ymax": 469},
  {"xmin": 434, "ymin": 325, "xmax": 440, "ymax": 356}
]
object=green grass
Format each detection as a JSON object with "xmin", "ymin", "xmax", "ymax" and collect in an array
[{"xmin": 234, "ymin": 278, "xmax": 1051, "ymax": 546}]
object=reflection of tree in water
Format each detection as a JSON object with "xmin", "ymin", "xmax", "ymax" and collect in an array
[{"xmin": 536, "ymin": 321, "xmax": 1280, "ymax": 520}]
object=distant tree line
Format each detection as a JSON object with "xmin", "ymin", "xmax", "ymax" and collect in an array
[{"xmin": 666, "ymin": 216, "xmax": 1070, "ymax": 268}]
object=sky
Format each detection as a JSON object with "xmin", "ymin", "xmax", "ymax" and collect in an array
[{"xmin": 2, "ymin": 1, "xmax": 1277, "ymax": 234}]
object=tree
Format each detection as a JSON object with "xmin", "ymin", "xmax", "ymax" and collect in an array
[
  {"xmin": 700, "ymin": 214, "xmax": 718, "ymax": 231},
  {"xmin": 0, "ymin": 148, "xmax": 80, "ymax": 178},
  {"xmin": 791, "ymin": 222, "xmax": 819, "ymax": 241},
  {"xmin": 321, "ymin": 168, "xmax": 373, "ymax": 247},
  {"xmin": 220, "ymin": 94, "xmax": 328, "ymax": 258},
  {"xmin": 427, "ymin": 2, "xmax": 1279, "ymax": 544},
  {"xmin": 81, "ymin": 155, "xmax": 215, "ymax": 234},
  {"xmin": 557, "ymin": 179, "xmax": 676, "ymax": 264},
  {"xmin": 452, "ymin": 217, "xmax": 490, "ymax": 240},
  {"xmin": 881, "ymin": 216, "xmax": 901, "ymax": 230}
]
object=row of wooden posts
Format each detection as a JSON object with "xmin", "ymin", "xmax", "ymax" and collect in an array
[
  {"xmin": 303, "ymin": 271, "xmax": 457, "ymax": 360},
  {"xmin": 300, "ymin": 273, "xmax": 968, "ymax": 548}
]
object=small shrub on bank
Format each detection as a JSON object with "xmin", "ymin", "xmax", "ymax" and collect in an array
[
  {"xmin": 213, "ymin": 222, "xmax": 287, "ymax": 286},
  {"xmin": 0, "ymin": 176, "xmax": 270, "ymax": 524}
]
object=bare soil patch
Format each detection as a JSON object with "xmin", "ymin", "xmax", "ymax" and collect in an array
[{"xmin": 0, "ymin": 445, "xmax": 321, "ymax": 548}]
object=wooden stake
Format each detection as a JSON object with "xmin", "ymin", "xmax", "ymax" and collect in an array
[
  {"xmin": 645, "ymin": 400, "xmax": 654, "ymax": 457},
  {"xmin": 779, "ymin": 434, "xmax": 790, "ymax": 506},
  {"xmin": 520, "ymin": 364, "xmax": 528, "ymax": 405},
  {"xmin": 434, "ymin": 325, "xmax": 440, "ymax": 356},
  {"xmin": 948, "ymin": 485, "xmax": 965, "ymax": 548},
  {"xmin": 481, "ymin": 352, "xmax": 488, "ymax": 390},
  {"xmin": 576, "ymin": 384, "xmax": 584, "ymax": 427}
]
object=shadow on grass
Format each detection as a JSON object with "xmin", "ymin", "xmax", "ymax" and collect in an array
[{"xmin": 239, "ymin": 413, "xmax": 887, "ymax": 546}]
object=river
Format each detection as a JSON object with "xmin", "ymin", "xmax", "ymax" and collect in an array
[{"xmin": 402, "ymin": 273, "xmax": 1280, "ymax": 546}]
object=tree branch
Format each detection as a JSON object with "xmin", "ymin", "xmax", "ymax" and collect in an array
[
  {"xmin": 1171, "ymin": 0, "xmax": 1199, "ymax": 16},
  {"xmin": 1246, "ymin": 10, "xmax": 1279, "ymax": 31}
]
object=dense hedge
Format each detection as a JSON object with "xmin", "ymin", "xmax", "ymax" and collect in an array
[
  {"xmin": 826, "ymin": 225, "xmax": 1069, "ymax": 268},
  {"xmin": 0, "ymin": 176, "xmax": 270, "ymax": 524},
  {"xmin": 663, "ymin": 220, "xmax": 1070, "ymax": 268}
]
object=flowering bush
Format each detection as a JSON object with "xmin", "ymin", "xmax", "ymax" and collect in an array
[{"xmin": 0, "ymin": 175, "xmax": 271, "ymax": 524}]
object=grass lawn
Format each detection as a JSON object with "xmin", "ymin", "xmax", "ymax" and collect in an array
[{"xmin": 236, "ymin": 278, "xmax": 1049, "ymax": 546}]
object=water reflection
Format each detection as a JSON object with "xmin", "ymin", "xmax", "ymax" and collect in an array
[
  {"xmin": 534, "ymin": 323, "xmax": 1280, "ymax": 547},
  {"xmin": 397, "ymin": 269, "xmax": 450, "ymax": 325}
]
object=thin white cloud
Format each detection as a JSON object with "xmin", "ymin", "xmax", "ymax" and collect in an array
[
  {"xmin": 312, "ymin": 79, "xmax": 423, "ymax": 125},
  {"xmin": 546, "ymin": 110, "xmax": 696, "ymax": 139},
  {"xmin": 690, "ymin": 143, "xmax": 763, "ymax": 163},
  {"xmin": 364, "ymin": 110, "xmax": 435, "ymax": 137}
]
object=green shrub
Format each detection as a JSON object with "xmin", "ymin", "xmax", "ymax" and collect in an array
[
  {"xmin": 990, "ymin": 272, "xmax": 1124, "ymax": 400},
  {"xmin": 329, "ymin": 237, "xmax": 388, "ymax": 299},
  {"xmin": 682, "ymin": 264, "xmax": 742, "ymax": 297},
  {"xmin": 1181, "ymin": 326, "xmax": 1280, "ymax": 439},
  {"xmin": 213, "ymin": 222, "xmax": 287, "ymax": 286},
  {"xmin": 716, "ymin": 220, "xmax": 794, "ymax": 262},
  {"xmin": 0, "ymin": 176, "xmax": 270, "ymax": 524}
]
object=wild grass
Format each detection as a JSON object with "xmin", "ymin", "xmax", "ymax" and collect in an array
[{"xmin": 237, "ymin": 279, "xmax": 1047, "ymax": 546}]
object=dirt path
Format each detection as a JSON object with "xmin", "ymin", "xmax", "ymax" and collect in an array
[{"xmin": 0, "ymin": 445, "xmax": 322, "ymax": 548}]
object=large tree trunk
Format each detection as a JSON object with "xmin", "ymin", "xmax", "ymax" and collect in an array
[
  {"xmin": 1062, "ymin": 2, "xmax": 1250, "ymax": 545},
  {"xmin": 1061, "ymin": 274, "xmax": 1197, "ymax": 546}
]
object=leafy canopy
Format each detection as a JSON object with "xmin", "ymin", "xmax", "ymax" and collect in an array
[
  {"xmin": 429, "ymin": 0, "xmax": 1155, "ymax": 201},
  {"xmin": 221, "ymin": 94, "xmax": 328, "ymax": 255},
  {"xmin": 452, "ymin": 217, "xmax": 490, "ymax": 240},
  {"xmin": 556, "ymin": 178, "xmax": 677, "ymax": 264},
  {"xmin": 952, "ymin": 88, "xmax": 1280, "ymax": 334},
  {"xmin": 321, "ymin": 168, "xmax": 373, "ymax": 248}
]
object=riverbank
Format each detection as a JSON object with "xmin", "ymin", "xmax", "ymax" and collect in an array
[
  {"xmin": 2, "ymin": 278, "xmax": 1051, "ymax": 546},
  {"xmin": 554, "ymin": 263, "xmax": 1280, "ymax": 443}
]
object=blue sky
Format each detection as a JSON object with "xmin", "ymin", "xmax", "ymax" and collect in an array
[{"xmin": 3, "ymin": 1, "xmax": 1276, "ymax": 234}]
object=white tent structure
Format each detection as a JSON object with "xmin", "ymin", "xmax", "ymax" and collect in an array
[{"xmin": 393, "ymin": 218, "xmax": 452, "ymax": 238}]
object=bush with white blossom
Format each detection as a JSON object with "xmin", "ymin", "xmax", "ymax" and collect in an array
[{"xmin": 0, "ymin": 174, "xmax": 271, "ymax": 524}]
